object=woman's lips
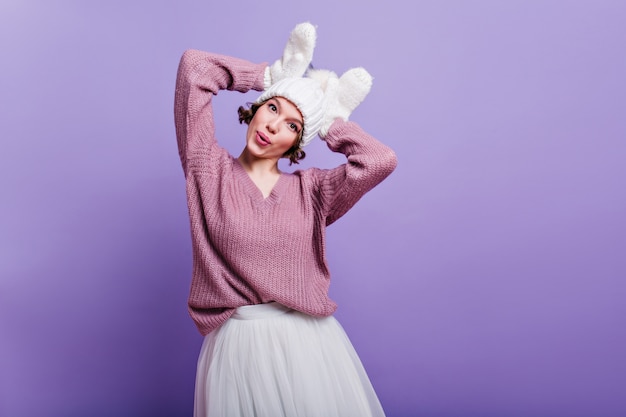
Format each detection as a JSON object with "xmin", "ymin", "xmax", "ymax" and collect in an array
[{"xmin": 256, "ymin": 131, "xmax": 271, "ymax": 146}]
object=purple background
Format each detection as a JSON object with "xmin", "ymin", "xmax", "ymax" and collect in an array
[{"xmin": 1, "ymin": 1, "xmax": 625, "ymax": 416}]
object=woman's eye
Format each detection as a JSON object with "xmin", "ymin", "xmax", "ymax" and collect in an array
[
  {"xmin": 268, "ymin": 104, "xmax": 277, "ymax": 112},
  {"xmin": 288, "ymin": 123, "xmax": 299, "ymax": 132}
]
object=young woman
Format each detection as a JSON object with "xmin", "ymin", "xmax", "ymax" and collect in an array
[{"xmin": 174, "ymin": 22, "xmax": 397, "ymax": 417}]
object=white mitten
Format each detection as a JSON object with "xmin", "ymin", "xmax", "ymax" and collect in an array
[
  {"xmin": 264, "ymin": 22, "xmax": 316, "ymax": 89},
  {"xmin": 317, "ymin": 67, "xmax": 373, "ymax": 138}
]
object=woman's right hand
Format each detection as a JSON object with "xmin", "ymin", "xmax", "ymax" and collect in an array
[{"xmin": 264, "ymin": 22, "xmax": 317, "ymax": 89}]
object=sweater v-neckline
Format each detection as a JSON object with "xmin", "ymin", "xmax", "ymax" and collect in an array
[{"xmin": 233, "ymin": 158, "xmax": 287, "ymax": 205}]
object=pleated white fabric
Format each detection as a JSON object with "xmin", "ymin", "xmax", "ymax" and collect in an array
[{"xmin": 194, "ymin": 302, "xmax": 385, "ymax": 417}]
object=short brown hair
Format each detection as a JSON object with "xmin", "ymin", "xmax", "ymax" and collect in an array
[{"xmin": 238, "ymin": 100, "xmax": 306, "ymax": 165}]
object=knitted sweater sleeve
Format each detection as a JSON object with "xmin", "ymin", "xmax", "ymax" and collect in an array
[
  {"xmin": 317, "ymin": 120, "xmax": 398, "ymax": 225},
  {"xmin": 174, "ymin": 50, "xmax": 266, "ymax": 175}
]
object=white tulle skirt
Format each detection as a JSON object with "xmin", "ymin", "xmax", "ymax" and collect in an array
[{"xmin": 193, "ymin": 302, "xmax": 385, "ymax": 417}]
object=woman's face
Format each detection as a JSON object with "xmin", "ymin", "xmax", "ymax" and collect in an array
[{"xmin": 245, "ymin": 97, "xmax": 303, "ymax": 162}]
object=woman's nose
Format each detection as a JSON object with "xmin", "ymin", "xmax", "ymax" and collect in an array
[{"xmin": 267, "ymin": 118, "xmax": 279, "ymax": 133}]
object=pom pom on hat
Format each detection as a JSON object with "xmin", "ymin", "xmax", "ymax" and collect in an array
[{"xmin": 256, "ymin": 77, "xmax": 325, "ymax": 147}]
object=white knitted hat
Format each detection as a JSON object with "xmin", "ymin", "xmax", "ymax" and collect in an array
[{"xmin": 256, "ymin": 77, "xmax": 325, "ymax": 147}]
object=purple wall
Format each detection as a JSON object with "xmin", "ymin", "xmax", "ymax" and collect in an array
[{"xmin": 1, "ymin": 1, "xmax": 625, "ymax": 416}]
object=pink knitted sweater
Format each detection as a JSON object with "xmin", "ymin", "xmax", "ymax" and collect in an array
[{"xmin": 174, "ymin": 50, "xmax": 397, "ymax": 335}]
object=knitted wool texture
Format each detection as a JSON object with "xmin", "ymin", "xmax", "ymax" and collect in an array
[{"xmin": 174, "ymin": 50, "xmax": 397, "ymax": 335}]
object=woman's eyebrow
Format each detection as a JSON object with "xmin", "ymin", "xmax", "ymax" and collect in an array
[
  {"xmin": 288, "ymin": 115, "xmax": 303, "ymax": 129},
  {"xmin": 275, "ymin": 99, "xmax": 303, "ymax": 126}
]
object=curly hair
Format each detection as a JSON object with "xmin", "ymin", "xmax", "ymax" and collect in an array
[{"xmin": 238, "ymin": 100, "xmax": 306, "ymax": 165}]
